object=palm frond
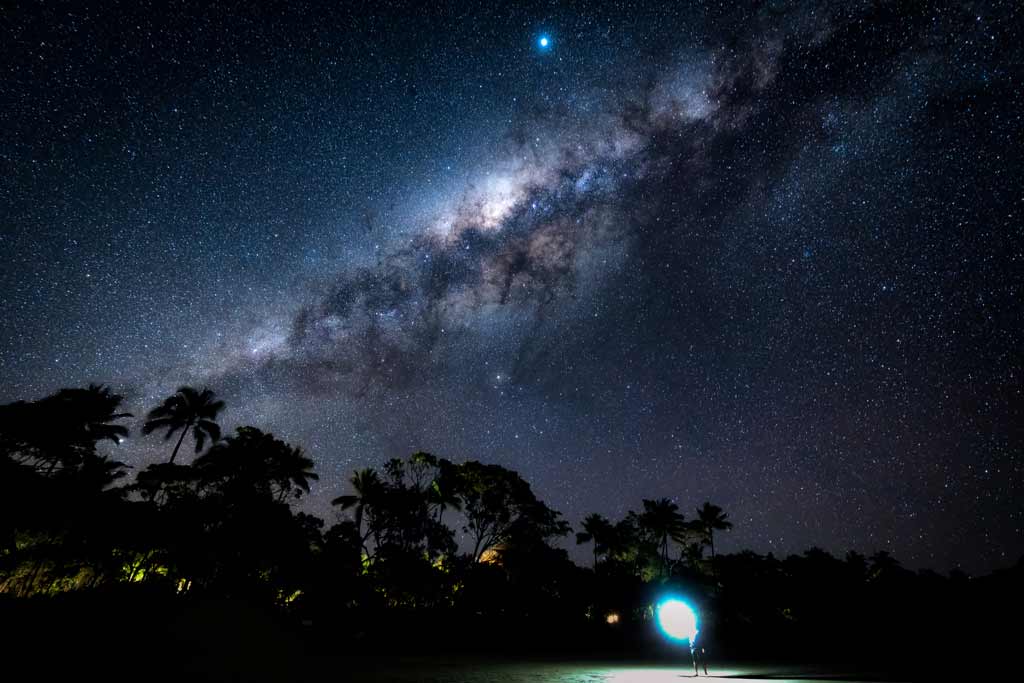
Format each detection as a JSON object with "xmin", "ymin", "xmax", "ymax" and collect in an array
[{"xmin": 332, "ymin": 494, "xmax": 359, "ymax": 509}]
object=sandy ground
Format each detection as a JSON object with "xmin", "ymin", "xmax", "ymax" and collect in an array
[{"xmin": 336, "ymin": 659, "xmax": 905, "ymax": 682}]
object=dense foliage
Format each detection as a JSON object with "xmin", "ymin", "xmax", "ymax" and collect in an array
[{"xmin": 1, "ymin": 384, "xmax": 1019, "ymax": 668}]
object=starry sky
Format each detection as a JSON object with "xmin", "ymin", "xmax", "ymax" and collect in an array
[{"xmin": 2, "ymin": 1, "xmax": 1021, "ymax": 574}]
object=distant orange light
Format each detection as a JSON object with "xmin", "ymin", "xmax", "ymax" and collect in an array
[
  {"xmin": 478, "ymin": 547, "xmax": 502, "ymax": 565},
  {"xmin": 606, "ymin": 612, "xmax": 620, "ymax": 625}
]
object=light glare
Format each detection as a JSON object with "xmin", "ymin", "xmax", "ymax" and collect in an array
[{"xmin": 656, "ymin": 598, "xmax": 698, "ymax": 642}]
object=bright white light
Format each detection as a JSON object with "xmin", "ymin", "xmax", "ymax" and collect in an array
[
  {"xmin": 656, "ymin": 598, "xmax": 698, "ymax": 642},
  {"xmin": 538, "ymin": 36, "xmax": 550, "ymax": 48}
]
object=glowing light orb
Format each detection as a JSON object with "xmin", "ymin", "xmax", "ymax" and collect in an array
[
  {"xmin": 656, "ymin": 599, "xmax": 698, "ymax": 642},
  {"xmin": 606, "ymin": 612, "xmax": 620, "ymax": 625},
  {"xmin": 538, "ymin": 35, "xmax": 550, "ymax": 49}
]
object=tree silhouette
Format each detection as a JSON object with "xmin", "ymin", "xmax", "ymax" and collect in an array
[
  {"xmin": 638, "ymin": 498, "xmax": 688, "ymax": 571},
  {"xmin": 73, "ymin": 453, "xmax": 130, "ymax": 492},
  {"xmin": 142, "ymin": 387, "xmax": 224, "ymax": 464},
  {"xmin": 458, "ymin": 461, "xmax": 569, "ymax": 561},
  {"xmin": 0, "ymin": 385, "xmax": 134, "ymax": 595},
  {"xmin": 576, "ymin": 513, "xmax": 613, "ymax": 569},
  {"xmin": 2, "ymin": 381, "xmax": 1000, "ymax": 669},
  {"xmin": 680, "ymin": 540, "xmax": 705, "ymax": 568},
  {"xmin": 868, "ymin": 550, "xmax": 905, "ymax": 582},
  {"xmin": 49, "ymin": 384, "xmax": 132, "ymax": 448},
  {"xmin": 131, "ymin": 462, "xmax": 197, "ymax": 505},
  {"xmin": 271, "ymin": 444, "xmax": 319, "ymax": 502},
  {"xmin": 426, "ymin": 457, "xmax": 462, "ymax": 524},
  {"xmin": 695, "ymin": 501, "xmax": 733, "ymax": 559},
  {"xmin": 406, "ymin": 451, "xmax": 438, "ymax": 491},
  {"xmin": 332, "ymin": 467, "xmax": 383, "ymax": 555},
  {"xmin": 193, "ymin": 426, "xmax": 319, "ymax": 502},
  {"xmin": 1, "ymin": 384, "xmax": 132, "ymax": 475}
]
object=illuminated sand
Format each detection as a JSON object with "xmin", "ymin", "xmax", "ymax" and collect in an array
[{"xmin": 341, "ymin": 659, "xmax": 903, "ymax": 682}]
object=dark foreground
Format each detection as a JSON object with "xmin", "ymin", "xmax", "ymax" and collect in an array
[
  {"xmin": 338, "ymin": 658, "xmax": 907, "ymax": 682},
  {"xmin": 4, "ymin": 589, "xmax": 1008, "ymax": 682}
]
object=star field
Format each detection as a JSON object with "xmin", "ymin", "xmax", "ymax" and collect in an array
[{"xmin": 1, "ymin": 1, "xmax": 1021, "ymax": 574}]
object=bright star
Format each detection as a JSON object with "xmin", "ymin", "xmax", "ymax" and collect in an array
[{"xmin": 538, "ymin": 35, "xmax": 550, "ymax": 49}]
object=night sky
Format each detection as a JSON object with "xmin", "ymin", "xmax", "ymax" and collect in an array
[{"xmin": 2, "ymin": 1, "xmax": 1021, "ymax": 574}]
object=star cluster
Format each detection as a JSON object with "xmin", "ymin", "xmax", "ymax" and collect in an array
[{"xmin": 1, "ymin": 1, "xmax": 1021, "ymax": 573}]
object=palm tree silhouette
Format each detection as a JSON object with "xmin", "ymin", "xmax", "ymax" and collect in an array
[
  {"xmin": 270, "ymin": 443, "xmax": 319, "ymax": 502},
  {"xmin": 695, "ymin": 501, "xmax": 732, "ymax": 559},
  {"xmin": 576, "ymin": 513, "xmax": 613, "ymax": 569},
  {"xmin": 142, "ymin": 387, "xmax": 224, "ymax": 464},
  {"xmin": 52, "ymin": 384, "xmax": 132, "ymax": 446},
  {"xmin": 639, "ymin": 498, "xmax": 688, "ymax": 570},
  {"xmin": 331, "ymin": 468, "xmax": 382, "ymax": 551},
  {"xmin": 604, "ymin": 518, "xmax": 639, "ymax": 566},
  {"xmin": 18, "ymin": 384, "xmax": 133, "ymax": 474}
]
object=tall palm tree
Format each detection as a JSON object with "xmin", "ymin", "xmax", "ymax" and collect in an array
[
  {"xmin": 331, "ymin": 468, "xmax": 382, "ymax": 547},
  {"xmin": 639, "ymin": 498, "xmax": 688, "ymax": 570},
  {"xmin": 575, "ymin": 513, "xmax": 613, "ymax": 569},
  {"xmin": 142, "ymin": 387, "xmax": 224, "ymax": 464},
  {"xmin": 695, "ymin": 501, "xmax": 732, "ymax": 559}
]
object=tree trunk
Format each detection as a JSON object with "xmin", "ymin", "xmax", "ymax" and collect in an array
[
  {"xmin": 168, "ymin": 423, "xmax": 191, "ymax": 464},
  {"xmin": 128, "ymin": 559, "xmax": 142, "ymax": 582},
  {"xmin": 472, "ymin": 536, "xmax": 482, "ymax": 561},
  {"xmin": 25, "ymin": 557, "xmax": 46, "ymax": 596}
]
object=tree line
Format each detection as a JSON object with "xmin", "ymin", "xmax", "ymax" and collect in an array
[
  {"xmin": 0, "ymin": 384, "xmax": 733, "ymax": 599},
  {"xmin": 2, "ymin": 383, "xmax": 1019, "ymax": 663}
]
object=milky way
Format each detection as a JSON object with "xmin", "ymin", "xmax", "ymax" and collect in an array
[{"xmin": 2, "ymin": 1, "xmax": 1021, "ymax": 573}]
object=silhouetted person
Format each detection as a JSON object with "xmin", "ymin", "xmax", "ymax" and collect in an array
[{"xmin": 690, "ymin": 636, "xmax": 708, "ymax": 676}]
